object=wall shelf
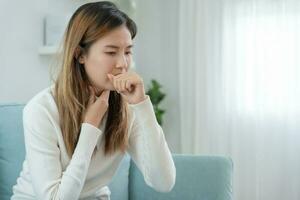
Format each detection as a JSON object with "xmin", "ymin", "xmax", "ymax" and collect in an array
[{"xmin": 38, "ymin": 46, "xmax": 59, "ymax": 55}]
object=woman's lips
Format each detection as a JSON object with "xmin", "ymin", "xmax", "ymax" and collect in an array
[{"xmin": 111, "ymin": 68, "xmax": 123, "ymax": 76}]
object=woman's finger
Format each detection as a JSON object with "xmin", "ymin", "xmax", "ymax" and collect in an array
[
  {"xmin": 116, "ymin": 79, "xmax": 121, "ymax": 93},
  {"xmin": 95, "ymin": 90, "xmax": 110, "ymax": 108},
  {"xmin": 120, "ymin": 79, "xmax": 126, "ymax": 92},
  {"xmin": 125, "ymin": 79, "xmax": 132, "ymax": 92},
  {"xmin": 118, "ymin": 79, "xmax": 123, "ymax": 93},
  {"xmin": 99, "ymin": 90, "xmax": 110, "ymax": 101},
  {"xmin": 108, "ymin": 74, "xmax": 119, "ymax": 92},
  {"xmin": 88, "ymin": 86, "xmax": 96, "ymax": 104}
]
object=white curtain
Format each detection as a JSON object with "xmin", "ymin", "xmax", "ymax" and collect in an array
[{"xmin": 178, "ymin": 0, "xmax": 300, "ymax": 199}]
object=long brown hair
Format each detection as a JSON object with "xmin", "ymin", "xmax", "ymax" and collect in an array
[{"xmin": 51, "ymin": 1, "xmax": 137, "ymax": 157}]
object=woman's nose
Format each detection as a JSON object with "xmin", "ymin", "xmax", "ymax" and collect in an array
[{"xmin": 116, "ymin": 55, "xmax": 128, "ymax": 71}]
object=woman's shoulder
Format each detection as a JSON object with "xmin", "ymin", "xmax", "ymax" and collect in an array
[
  {"xmin": 24, "ymin": 84, "xmax": 58, "ymax": 120},
  {"xmin": 22, "ymin": 84, "xmax": 60, "ymax": 144}
]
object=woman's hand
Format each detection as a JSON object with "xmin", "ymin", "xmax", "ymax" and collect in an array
[
  {"xmin": 107, "ymin": 71, "xmax": 147, "ymax": 104},
  {"xmin": 83, "ymin": 86, "xmax": 110, "ymax": 128}
]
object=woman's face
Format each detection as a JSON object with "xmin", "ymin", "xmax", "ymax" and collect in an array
[{"xmin": 79, "ymin": 24, "xmax": 133, "ymax": 94}]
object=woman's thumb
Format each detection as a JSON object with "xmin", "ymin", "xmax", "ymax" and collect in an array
[{"xmin": 97, "ymin": 90, "xmax": 110, "ymax": 103}]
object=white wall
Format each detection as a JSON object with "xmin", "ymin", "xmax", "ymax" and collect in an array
[
  {"xmin": 0, "ymin": 0, "xmax": 82, "ymax": 104},
  {"xmin": 0, "ymin": 0, "xmax": 181, "ymax": 153},
  {"xmin": 134, "ymin": 0, "xmax": 181, "ymax": 153}
]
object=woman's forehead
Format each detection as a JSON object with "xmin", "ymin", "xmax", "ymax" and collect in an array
[{"xmin": 96, "ymin": 26, "xmax": 133, "ymax": 47}]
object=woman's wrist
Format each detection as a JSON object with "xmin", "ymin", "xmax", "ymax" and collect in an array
[{"xmin": 129, "ymin": 95, "xmax": 147, "ymax": 105}]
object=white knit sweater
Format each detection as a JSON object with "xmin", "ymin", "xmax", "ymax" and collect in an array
[{"xmin": 11, "ymin": 85, "xmax": 176, "ymax": 200}]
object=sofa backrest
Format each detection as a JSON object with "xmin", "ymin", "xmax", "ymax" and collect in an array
[
  {"xmin": 128, "ymin": 154, "xmax": 233, "ymax": 200},
  {"xmin": 0, "ymin": 103, "xmax": 130, "ymax": 200},
  {"xmin": 0, "ymin": 104, "xmax": 25, "ymax": 200}
]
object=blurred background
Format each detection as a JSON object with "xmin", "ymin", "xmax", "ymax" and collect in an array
[{"xmin": 1, "ymin": 0, "xmax": 300, "ymax": 199}]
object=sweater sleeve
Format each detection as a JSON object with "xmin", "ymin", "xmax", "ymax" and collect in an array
[
  {"xmin": 126, "ymin": 95, "xmax": 176, "ymax": 192},
  {"xmin": 23, "ymin": 103, "xmax": 102, "ymax": 200}
]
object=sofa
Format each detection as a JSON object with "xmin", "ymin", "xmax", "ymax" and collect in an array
[{"xmin": 0, "ymin": 103, "xmax": 233, "ymax": 200}]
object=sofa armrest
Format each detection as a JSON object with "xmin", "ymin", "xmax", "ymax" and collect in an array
[{"xmin": 128, "ymin": 154, "xmax": 233, "ymax": 200}]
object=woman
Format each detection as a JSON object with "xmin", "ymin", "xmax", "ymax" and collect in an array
[{"xmin": 11, "ymin": 1, "xmax": 176, "ymax": 200}]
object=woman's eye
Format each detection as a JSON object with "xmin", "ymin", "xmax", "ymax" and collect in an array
[
  {"xmin": 125, "ymin": 52, "xmax": 132, "ymax": 55},
  {"xmin": 106, "ymin": 52, "xmax": 116, "ymax": 56}
]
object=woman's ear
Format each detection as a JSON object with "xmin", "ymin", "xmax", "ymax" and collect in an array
[
  {"xmin": 79, "ymin": 56, "xmax": 85, "ymax": 64},
  {"xmin": 75, "ymin": 46, "xmax": 85, "ymax": 64}
]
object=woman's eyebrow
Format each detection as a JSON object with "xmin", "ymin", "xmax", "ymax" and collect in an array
[{"xmin": 104, "ymin": 44, "xmax": 134, "ymax": 49}]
